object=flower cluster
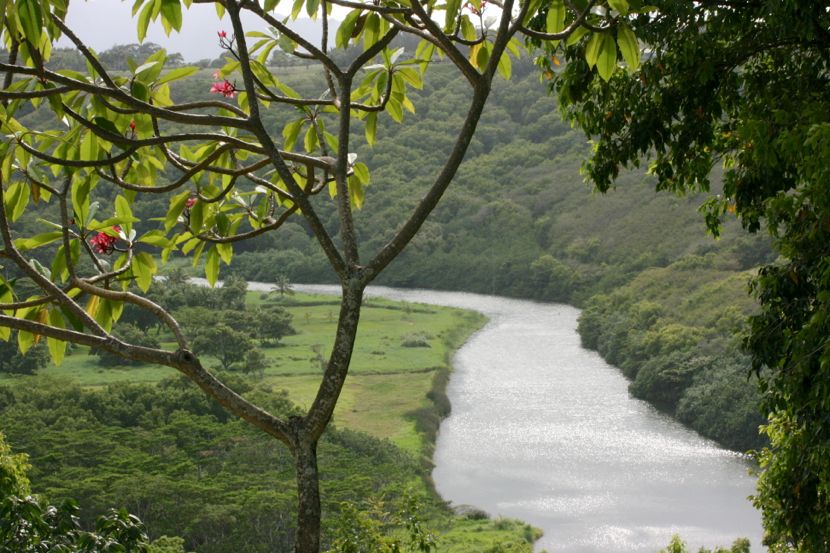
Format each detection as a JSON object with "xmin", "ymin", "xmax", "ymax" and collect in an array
[
  {"xmin": 210, "ymin": 79, "xmax": 236, "ymax": 98},
  {"xmin": 185, "ymin": 196, "xmax": 198, "ymax": 209},
  {"xmin": 89, "ymin": 226, "xmax": 120, "ymax": 254}
]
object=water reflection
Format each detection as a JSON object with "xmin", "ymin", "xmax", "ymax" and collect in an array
[{"xmin": 292, "ymin": 285, "xmax": 764, "ymax": 553}]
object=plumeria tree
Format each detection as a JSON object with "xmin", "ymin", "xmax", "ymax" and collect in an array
[{"xmin": 0, "ymin": 0, "xmax": 644, "ymax": 550}]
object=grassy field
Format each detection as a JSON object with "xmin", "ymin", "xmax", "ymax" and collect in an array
[{"xmin": 10, "ymin": 291, "xmax": 484, "ymax": 455}]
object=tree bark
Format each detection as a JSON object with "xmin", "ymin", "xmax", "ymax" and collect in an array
[{"xmin": 293, "ymin": 431, "xmax": 322, "ymax": 553}]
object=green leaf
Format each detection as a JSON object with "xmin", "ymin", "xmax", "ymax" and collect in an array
[
  {"xmin": 166, "ymin": 190, "xmax": 190, "ymax": 232},
  {"xmin": 71, "ymin": 177, "xmax": 91, "ymax": 227},
  {"xmin": 189, "ymin": 197, "xmax": 206, "ymax": 232},
  {"xmin": 607, "ymin": 0, "xmax": 629, "ymax": 15},
  {"xmin": 133, "ymin": 251, "xmax": 156, "ymax": 292},
  {"xmin": 17, "ymin": 0, "xmax": 43, "ymax": 44},
  {"xmin": 93, "ymin": 117, "xmax": 121, "ymax": 136},
  {"xmin": 476, "ymin": 42, "xmax": 491, "ymax": 71},
  {"xmin": 363, "ymin": 13, "xmax": 380, "ymax": 49},
  {"xmin": 137, "ymin": 229, "xmax": 173, "ymax": 247},
  {"xmin": 352, "ymin": 162, "xmax": 370, "ymax": 185},
  {"xmin": 460, "ymin": 16, "xmax": 477, "ymax": 41},
  {"xmin": 291, "ymin": 0, "xmax": 304, "ymax": 19},
  {"xmin": 397, "ymin": 67, "xmax": 423, "ymax": 89},
  {"xmin": 585, "ymin": 32, "xmax": 603, "ymax": 68},
  {"xmin": 160, "ymin": 0, "xmax": 183, "ymax": 33},
  {"xmin": 596, "ymin": 33, "xmax": 617, "ymax": 81},
  {"xmin": 386, "ymin": 97, "xmax": 404, "ymax": 123},
  {"xmin": 283, "ymin": 118, "xmax": 305, "ymax": 150},
  {"xmin": 93, "ymin": 296, "xmax": 114, "ymax": 333},
  {"xmin": 566, "ymin": 25, "xmax": 589, "ymax": 46},
  {"xmin": 136, "ymin": 1, "xmax": 154, "ymax": 42},
  {"xmin": 106, "ymin": 298, "xmax": 124, "ymax": 325},
  {"xmin": 51, "ymin": 244, "xmax": 68, "ymax": 282},
  {"xmin": 130, "ymin": 80, "xmax": 150, "ymax": 102},
  {"xmin": 47, "ymin": 308, "xmax": 67, "ymax": 366},
  {"xmin": 80, "ymin": 130, "xmax": 99, "ymax": 160},
  {"xmin": 216, "ymin": 242, "xmax": 233, "ymax": 264},
  {"xmin": 17, "ymin": 329, "xmax": 34, "ymax": 355},
  {"xmin": 497, "ymin": 50, "xmax": 512, "ymax": 80},
  {"xmin": 15, "ymin": 231, "xmax": 63, "ymax": 251},
  {"xmin": 617, "ymin": 24, "xmax": 640, "ymax": 70},
  {"xmin": 335, "ymin": 10, "xmax": 363, "ymax": 48},
  {"xmin": 4, "ymin": 182, "xmax": 29, "ymax": 223},
  {"xmin": 348, "ymin": 175, "xmax": 364, "ymax": 209},
  {"xmin": 156, "ymin": 66, "xmax": 199, "ymax": 85},
  {"xmin": 444, "ymin": 0, "xmax": 461, "ymax": 33},
  {"xmin": 303, "ymin": 124, "xmax": 319, "ymax": 153},
  {"xmin": 204, "ymin": 246, "xmax": 220, "ymax": 287},
  {"xmin": 114, "ymin": 195, "xmax": 134, "ymax": 233},
  {"xmin": 546, "ymin": 0, "xmax": 566, "ymax": 34},
  {"xmin": 365, "ymin": 112, "xmax": 377, "ymax": 146}
]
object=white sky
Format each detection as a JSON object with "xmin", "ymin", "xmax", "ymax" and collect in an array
[{"xmin": 58, "ymin": 1, "xmax": 334, "ymax": 62}]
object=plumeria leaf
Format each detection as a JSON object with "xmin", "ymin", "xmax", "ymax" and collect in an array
[
  {"xmin": 47, "ymin": 308, "xmax": 67, "ymax": 366},
  {"xmin": 204, "ymin": 246, "xmax": 220, "ymax": 287}
]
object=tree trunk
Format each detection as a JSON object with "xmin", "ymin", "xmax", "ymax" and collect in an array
[
  {"xmin": 291, "ymin": 280, "xmax": 365, "ymax": 552},
  {"xmin": 293, "ymin": 434, "xmax": 321, "ymax": 553}
]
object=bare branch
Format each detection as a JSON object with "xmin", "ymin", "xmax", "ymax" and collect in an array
[
  {"xmin": 72, "ymin": 277, "xmax": 189, "ymax": 350},
  {"xmin": 0, "ymin": 62, "xmax": 252, "ymax": 130},
  {"xmin": 328, "ymin": 0, "xmax": 411, "ymax": 14},
  {"xmin": 515, "ymin": 0, "xmax": 598, "ymax": 40},
  {"xmin": 196, "ymin": 205, "xmax": 298, "ymax": 244}
]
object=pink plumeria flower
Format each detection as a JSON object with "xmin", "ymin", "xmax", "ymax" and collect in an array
[{"xmin": 210, "ymin": 80, "xmax": 236, "ymax": 98}]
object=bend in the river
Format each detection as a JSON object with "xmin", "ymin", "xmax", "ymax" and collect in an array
[{"xmin": 255, "ymin": 283, "xmax": 764, "ymax": 553}]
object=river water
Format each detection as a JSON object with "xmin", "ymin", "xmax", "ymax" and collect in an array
[{"xmin": 285, "ymin": 284, "xmax": 764, "ymax": 553}]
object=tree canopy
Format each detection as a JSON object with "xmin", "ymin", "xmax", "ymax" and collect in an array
[
  {"xmin": 552, "ymin": 1, "xmax": 830, "ymax": 550},
  {"xmin": 0, "ymin": 0, "xmax": 646, "ymax": 551}
]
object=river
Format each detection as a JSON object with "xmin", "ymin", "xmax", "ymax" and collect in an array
[{"xmin": 280, "ymin": 284, "xmax": 764, "ymax": 553}]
